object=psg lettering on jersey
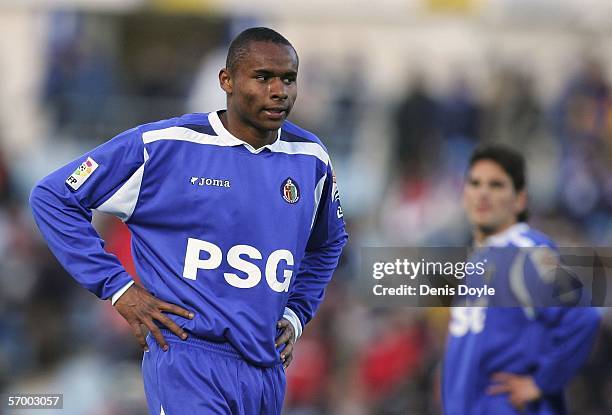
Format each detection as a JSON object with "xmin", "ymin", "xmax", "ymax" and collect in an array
[{"xmin": 182, "ymin": 238, "xmax": 293, "ymax": 292}]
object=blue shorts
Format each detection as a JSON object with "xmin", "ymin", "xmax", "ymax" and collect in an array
[{"xmin": 142, "ymin": 330, "xmax": 286, "ymax": 415}]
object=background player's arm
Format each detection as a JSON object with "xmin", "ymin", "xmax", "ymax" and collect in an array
[
  {"xmin": 521, "ymin": 250, "xmax": 602, "ymax": 395},
  {"xmin": 489, "ymin": 249, "xmax": 601, "ymax": 409},
  {"xmin": 29, "ymin": 127, "xmax": 192, "ymax": 350},
  {"xmin": 532, "ymin": 307, "xmax": 601, "ymax": 395},
  {"xmin": 490, "ymin": 250, "xmax": 601, "ymax": 406},
  {"xmin": 490, "ymin": 308, "xmax": 601, "ymax": 409}
]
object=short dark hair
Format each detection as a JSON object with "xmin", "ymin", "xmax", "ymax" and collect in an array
[
  {"xmin": 468, "ymin": 144, "xmax": 529, "ymax": 222},
  {"xmin": 226, "ymin": 27, "xmax": 298, "ymax": 73}
]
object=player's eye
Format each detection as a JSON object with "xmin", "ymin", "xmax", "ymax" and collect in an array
[
  {"xmin": 469, "ymin": 178, "xmax": 480, "ymax": 187},
  {"xmin": 255, "ymin": 75, "xmax": 268, "ymax": 82},
  {"xmin": 490, "ymin": 180, "xmax": 505, "ymax": 188},
  {"xmin": 282, "ymin": 77, "xmax": 296, "ymax": 85}
]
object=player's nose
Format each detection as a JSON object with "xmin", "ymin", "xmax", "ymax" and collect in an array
[{"xmin": 269, "ymin": 78, "xmax": 288, "ymax": 100}]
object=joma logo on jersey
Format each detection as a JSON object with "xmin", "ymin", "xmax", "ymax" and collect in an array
[
  {"xmin": 190, "ymin": 177, "xmax": 231, "ymax": 188},
  {"xmin": 182, "ymin": 238, "xmax": 293, "ymax": 292}
]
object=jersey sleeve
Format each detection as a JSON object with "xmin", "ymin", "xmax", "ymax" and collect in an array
[
  {"xmin": 532, "ymin": 306, "xmax": 601, "ymax": 395},
  {"xmin": 29, "ymin": 126, "xmax": 147, "ymax": 300},
  {"xmin": 285, "ymin": 161, "xmax": 348, "ymax": 334},
  {"xmin": 520, "ymin": 249, "xmax": 602, "ymax": 395}
]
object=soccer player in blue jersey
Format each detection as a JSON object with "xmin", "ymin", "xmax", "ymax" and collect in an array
[
  {"xmin": 29, "ymin": 27, "xmax": 347, "ymax": 414},
  {"xmin": 442, "ymin": 145, "xmax": 600, "ymax": 415}
]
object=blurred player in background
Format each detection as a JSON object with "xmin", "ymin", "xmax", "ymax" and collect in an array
[
  {"xmin": 29, "ymin": 27, "xmax": 347, "ymax": 415},
  {"xmin": 443, "ymin": 145, "xmax": 600, "ymax": 414}
]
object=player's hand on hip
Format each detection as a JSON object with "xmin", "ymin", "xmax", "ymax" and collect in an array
[
  {"xmin": 487, "ymin": 372, "xmax": 542, "ymax": 411},
  {"xmin": 114, "ymin": 284, "xmax": 194, "ymax": 352},
  {"xmin": 275, "ymin": 318, "xmax": 295, "ymax": 369}
]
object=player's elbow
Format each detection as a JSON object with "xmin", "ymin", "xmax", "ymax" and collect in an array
[
  {"xmin": 29, "ymin": 180, "xmax": 58, "ymax": 220},
  {"xmin": 583, "ymin": 307, "xmax": 602, "ymax": 332},
  {"xmin": 29, "ymin": 181, "xmax": 45, "ymax": 215},
  {"xmin": 331, "ymin": 229, "xmax": 349, "ymax": 251}
]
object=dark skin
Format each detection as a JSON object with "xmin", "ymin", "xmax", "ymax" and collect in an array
[
  {"xmin": 114, "ymin": 284, "xmax": 193, "ymax": 352},
  {"xmin": 218, "ymin": 41, "xmax": 298, "ymax": 149},
  {"xmin": 115, "ymin": 40, "xmax": 299, "ymax": 368},
  {"xmin": 276, "ymin": 319, "xmax": 296, "ymax": 368}
]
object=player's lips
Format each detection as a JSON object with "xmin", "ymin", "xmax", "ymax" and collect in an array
[{"xmin": 263, "ymin": 107, "xmax": 288, "ymax": 120}]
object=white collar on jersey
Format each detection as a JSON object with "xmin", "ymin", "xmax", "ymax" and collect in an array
[
  {"xmin": 208, "ymin": 110, "xmax": 282, "ymax": 154},
  {"xmin": 480, "ymin": 222, "xmax": 530, "ymax": 247}
]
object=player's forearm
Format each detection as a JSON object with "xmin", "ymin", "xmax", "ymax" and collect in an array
[{"xmin": 30, "ymin": 180, "xmax": 134, "ymax": 300}]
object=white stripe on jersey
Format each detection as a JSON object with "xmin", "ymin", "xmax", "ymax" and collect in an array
[
  {"xmin": 142, "ymin": 126, "xmax": 221, "ymax": 146},
  {"xmin": 142, "ymin": 122, "xmax": 330, "ymax": 165},
  {"xmin": 268, "ymin": 139, "xmax": 330, "ymax": 165},
  {"xmin": 95, "ymin": 147, "xmax": 149, "ymax": 222},
  {"xmin": 486, "ymin": 223, "xmax": 531, "ymax": 247},
  {"xmin": 509, "ymin": 233, "xmax": 536, "ymax": 247},
  {"xmin": 208, "ymin": 110, "xmax": 330, "ymax": 163},
  {"xmin": 509, "ymin": 250, "xmax": 536, "ymax": 319},
  {"xmin": 311, "ymin": 174, "xmax": 327, "ymax": 230}
]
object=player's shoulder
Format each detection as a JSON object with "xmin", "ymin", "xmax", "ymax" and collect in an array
[
  {"xmin": 137, "ymin": 112, "xmax": 216, "ymax": 136},
  {"xmin": 519, "ymin": 226, "xmax": 557, "ymax": 250},
  {"xmin": 280, "ymin": 120, "xmax": 328, "ymax": 153},
  {"xmin": 509, "ymin": 223, "xmax": 557, "ymax": 250},
  {"xmin": 490, "ymin": 223, "xmax": 556, "ymax": 249},
  {"xmin": 275, "ymin": 120, "xmax": 331, "ymax": 168}
]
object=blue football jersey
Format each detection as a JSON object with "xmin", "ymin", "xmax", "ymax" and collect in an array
[
  {"xmin": 443, "ymin": 223, "xmax": 600, "ymax": 415},
  {"xmin": 30, "ymin": 110, "xmax": 348, "ymax": 367}
]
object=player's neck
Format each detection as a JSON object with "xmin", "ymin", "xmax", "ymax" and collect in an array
[
  {"xmin": 219, "ymin": 111, "xmax": 277, "ymax": 149},
  {"xmin": 473, "ymin": 220, "xmax": 519, "ymax": 245}
]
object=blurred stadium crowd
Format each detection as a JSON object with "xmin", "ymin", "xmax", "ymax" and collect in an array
[{"xmin": 1, "ymin": 4, "xmax": 612, "ymax": 415}]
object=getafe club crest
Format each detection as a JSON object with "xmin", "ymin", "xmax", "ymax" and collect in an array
[{"xmin": 281, "ymin": 177, "xmax": 300, "ymax": 204}]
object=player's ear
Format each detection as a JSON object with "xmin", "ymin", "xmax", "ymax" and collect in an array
[
  {"xmin": 219, "ymin": 68, "xmax": 233, "ymax": 94},
  {"xmin": 515, "ymin": 189, "xmax": 527, "ymax": 215}
]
